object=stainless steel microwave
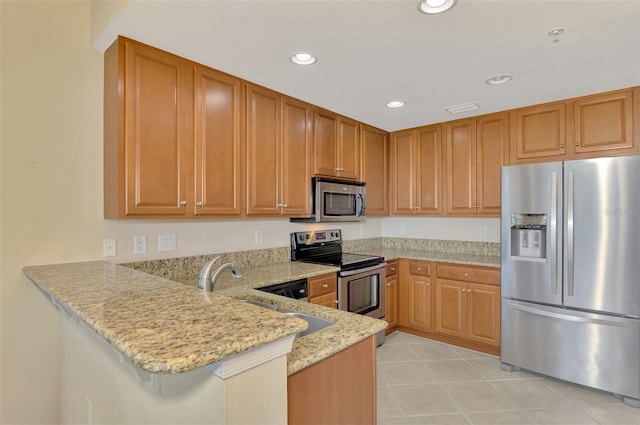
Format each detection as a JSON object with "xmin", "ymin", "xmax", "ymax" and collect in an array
[{"xmin": 291, "ymin": 177, "xmax": 366, "ymax": 223}]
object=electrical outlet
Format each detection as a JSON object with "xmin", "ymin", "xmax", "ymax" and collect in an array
[
  {"xmin": 133, "ymin": 236, "xmax": 147, "ymax": 255},
  {"xmin": 479, "ymin": 226, "xmax": 487, "ymax": 239},
  {"xmin": 158, "ymin": 234, "xmax": 176, "ymax": 251},
  {"xmin": 103, "ymin": 239, "xmax": 116, "ymax": 257},
  {"xmin": 359, "ymin": 225, "xmax": 365, "ymax": 236},
  {"xmin": 255, "ymin": 230, "xmax": 263, "ymax": 244},
  {"xmin": 399, "ymin": 225, "xmax": 406, "ymax": 236}
]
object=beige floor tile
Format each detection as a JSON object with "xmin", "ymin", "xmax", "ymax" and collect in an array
[
  {"xmin": 425, "ymin": 360, "xmax": 485, "ymax": 382},
  {"xmin": 404, "ymin": 413, "xmax": 471, "ymax": 424},
  {"xmin": 409, "ymin": 341, "xmax": 461, "ymax": 360},
  {"xmin": 523, "ymin": 407, "xmax": 599, "ymax": 424},
  {"xmin": 393, "ymin": 331, "xmax": 434, "ymax": 345},
  {"xmin": 442, "ymin": 382, "xmax": 517, "ymax": 412},
  {"xmin": 537, "ymin": 377, "xmax": 622, "ymax": 406},
  {"xmin": 491, "ymin": 379, "xmax": 571, "ymax": 409},
  {"xmin": 386, "ymin": 331, "xmax": 409, "ymax": 345},
  {"xmin": 379, "ymin": 416, "xmax": 407, "ymax": 425},
  {"xmin": 466, "ymin": 357, "xmax": 534, "ymax": 381},
  {"xmin": 379, "ymin": 361, "xmax": 437, "ymax": 385},
  {"xmin": 465, "ymin": 410, "xmax": 534, "ymax": 425},
  {"xmin": 389, "ymin": 383, "xmax": 461, "ymax": 416},
  {"xmin": 378, "ymin": 385, "xmax": 405, "ymax": 418},
  {"xmin": 378, "ymin": 342, "xmax": 421, "ymax": 362},
  {"xmin": 581, "ymin": 404, "xmax": 640, "ymax": 425},
  {"xmin": 451, "ymin": 346, "xmax": 495, "ymax": 359}
]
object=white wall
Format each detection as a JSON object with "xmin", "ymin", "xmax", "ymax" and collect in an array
[
  {"xmin": 383, "ymin": 217, "xmax": 501, "ymax": 243},
  {"xmin": 0, "ymin": 2, "xmax": 497, "ymax": 423}
]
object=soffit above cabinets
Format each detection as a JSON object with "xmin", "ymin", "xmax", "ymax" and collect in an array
[{"xmin": 93, "ymin": 0, "xmax": 640, "ymax": 132}]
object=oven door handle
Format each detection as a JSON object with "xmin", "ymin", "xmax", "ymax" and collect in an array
[{"xmin": 339, "ymin": 263, "xmax": 386, "ymax": 277}]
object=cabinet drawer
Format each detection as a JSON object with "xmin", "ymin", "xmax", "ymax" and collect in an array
[
  {"xmin": 409, "ymin": 262, "xmax": 430, "ymax": 276},
  {"xmin": 308, "ymin": 273, "xmax": 337, "ymax": 297},
  {"xmin": 436, "ymin": 264, "xmax": 499, "ymax": 285},
  {"xmin": 386, "ymin": 260, "xmax": 398, "ymax": 277}
]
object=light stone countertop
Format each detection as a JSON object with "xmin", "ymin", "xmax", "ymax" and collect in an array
[
  {"xmin": 357, "ymin": 248, "xmax": 501, "ymax": 268},
  {"xmin": 22, "ymin": 260, "xmax": 387, "ymax": 376}
]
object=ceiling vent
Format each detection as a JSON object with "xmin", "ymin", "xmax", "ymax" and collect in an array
[{"xmin": 444, "ymin": 102, "xmax": 480, "ymax": 114}]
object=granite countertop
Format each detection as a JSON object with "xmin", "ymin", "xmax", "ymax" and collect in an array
[
  {"xmin": 357, "ymin": 248, "xmax": 501, "ymax": 268},
  {"xmin": 23, "ymin": 260, "xmax": 387, "ymax": 377}
]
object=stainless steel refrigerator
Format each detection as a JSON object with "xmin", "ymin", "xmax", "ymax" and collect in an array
[{"xmin": 501, "ymin": 155, "xmax": 640, "ymax": 407}]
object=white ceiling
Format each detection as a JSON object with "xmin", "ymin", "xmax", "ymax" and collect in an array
[{"xmin": 93, "ymin": 0, "xmax": 640, "ymax": 132}]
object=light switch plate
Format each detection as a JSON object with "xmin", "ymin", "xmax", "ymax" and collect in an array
[
  {"xmin": 158, "ymin": 234, "xmax": 176, "ymax": 251},
  {"xmin": 103, "ymin": 239, "xmax": 116, "ymax": 257}
]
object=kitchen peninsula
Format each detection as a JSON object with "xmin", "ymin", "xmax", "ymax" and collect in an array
[{"xmin": 23, "ymin": 258, "xmax": 387, "ymax": 424}]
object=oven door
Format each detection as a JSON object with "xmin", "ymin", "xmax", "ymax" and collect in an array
[{"xmin": 338, "ymin": 263, "xmax": 386, "ymax": 319}]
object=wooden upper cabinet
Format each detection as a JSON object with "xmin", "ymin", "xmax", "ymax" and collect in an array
[
  {"xmin": 512, "ymin": 101, "xmax": 567, "ymax": 162},
  {"xmin": 390, "ymin": 125, "xmax": 442, "ymax": 215},
  {"xmin": 444, "ymin": 113, "xmax": 508, "ymax": 216},
  {"xmin": 105, "ymin": 37, "xmax": 189, "ymax": 218},
  {"xmin": 511, "ymin": 87, "xmax": 638, "ymax": 164},
  {"xmin": 246, "ymin": 83, "xmax": 312, "ymax": 216},
  {"xmin": 361, "ymin": 125, "xmax": 388, "ymax": 215},
  {"xmin": 104, "ymin": 37, "xmax": 244, "ymax": 219},
  {"xmin": 572, "ymin": 88, "xmax": 635, "ymax": 155},
  {"xmin": 193, "ymin": 65, "xmax": 243, "ymax": 216},
  {"xmin": 313, "ymin": 108, "xmax": 361, "ymax": 180}
]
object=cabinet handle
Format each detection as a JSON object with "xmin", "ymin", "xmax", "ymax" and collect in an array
[
  {"xmin": 390, "ymin": 267, "xmax": 396, "ymax": 272},
  {"xmin": 322, "ymin": 283, "xmax": 328, "ymax": 288},
  {"xmin": 560, "ymin": 144, "xmax": 565, "ymax": 149},
  {"xmin": 283, "ymin": 203, "xmax": 288, "ymax": 208},
  {"xmin": 464, "ymin": 273, "xmax": 469, "ymax": 277},
  {"xmin": 467, "ymin": 289, "xmax": 472, "ymax": 293},
  {"xmin": 196, "ymin": 201, "xmax": 203, "ymax": 207},
  {"xmin": 386, "ymin": 283, "xmax": 391, "ymax": 287},
  {"xmin": 426, "ymin": 283, "xmax": 430, "ymax": 287},
  {"xmin": 417, "ymin": 267, "xmax": 422, "ymax": 271},
  {"xmin": 334, "ymin": 300, "xmax": 339, "ymax": 305},
  {"xmin": 576, "ymin": 141, "xmax": 580, "ymax": 146},
  {"xmin": 180, "ymin": 201, "xmax": 187, "ymax": 206}
]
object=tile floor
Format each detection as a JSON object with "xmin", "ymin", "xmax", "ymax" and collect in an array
[{"xmin": 377, "ymin": 332, "xmax": 640, "ymax": 425}]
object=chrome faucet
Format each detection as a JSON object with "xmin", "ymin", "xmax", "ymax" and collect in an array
[{"xmin": 198, "ymin": 256, "xmax": 244, "ymax": 291}]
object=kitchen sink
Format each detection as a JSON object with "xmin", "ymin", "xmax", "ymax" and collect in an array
[{"xmin": 241, "ymin": 299, "xmax": 333, "ymax": 337}]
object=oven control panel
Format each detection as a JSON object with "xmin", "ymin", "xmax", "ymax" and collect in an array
[{"xmin": 292, "ymin": 229, "xmax": 342, "ymax": 245}]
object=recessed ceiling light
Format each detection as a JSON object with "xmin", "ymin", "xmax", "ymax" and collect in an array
[
  {"xmin": 290, "ymin": 52, "xmax": 317, "ymax": 65},
  {"xmin": 485, "ymin": 74, "xmax": 513, "ymax": 85},
  {"xmin": 386, "ymin": 101, "xmax": 405, "ymax": 108},
  {"xmin": 444, "ymin": 102, "xmax": 480, "ymax": 114},
  {"xmin": 417, "ymin": 0, "xmax": 456, "ymax": 14}
]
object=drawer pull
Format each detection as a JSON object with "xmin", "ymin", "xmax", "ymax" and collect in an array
[
  {"xmin": 322, "ymin": 283, "xmax": 328, "ymax": 288},
  {"xmin": 464, "ymin": 273, "xmax": 469, "ymax": 277}
]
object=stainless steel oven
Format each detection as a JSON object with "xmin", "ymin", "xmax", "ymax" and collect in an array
[
  {"xmin": 338, "ymin": 263, "xmax": 386, "ymax": 320},
  {"xmin": 291, "ymin": 229, "xmax": 386, "ymax": 344}
]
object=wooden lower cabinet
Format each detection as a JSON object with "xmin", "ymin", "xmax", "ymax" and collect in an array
[
  {"xmin": 287, "ymin": 335, "xmax": 377, "ymax": 424},
  {"xmin": 385, "ymin": 260, "xmax": 399, "ymax": 334},
  {"xmin": 395, "ymin": 259, "xmax": 500, "ymax": 355},
  {"xmin": 308, "ymin": 273, "xmax": 338, "ymax": 308},
  {"xmin": 398, "ymin": 260, "xmax": 435, "ymax": 333}
]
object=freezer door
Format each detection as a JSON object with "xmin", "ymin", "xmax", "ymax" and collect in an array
[
  {"xmin": 564, "ymin": 155, "xmax": 640, "ymax": 317},
  {"xmin": 501, "ymin": 162, "xmax": 563, "ymax": 305},
  {"xmin": 501, "ymin": 300, "xmax": 640, "ymax": 400}
]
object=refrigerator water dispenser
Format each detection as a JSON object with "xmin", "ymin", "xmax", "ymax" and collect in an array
[{"xmin": 510, "ymin": 213, "xmax": 546, "ymax": 258}]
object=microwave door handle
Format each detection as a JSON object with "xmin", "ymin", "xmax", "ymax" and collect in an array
[{"xmin": 357, "ymin": 194, "xmax": 366, "ymax": 216}]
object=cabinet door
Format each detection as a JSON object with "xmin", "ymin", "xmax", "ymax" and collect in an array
[
  {"xmin": 313, "ymin": 108, "xmax": 339, "ymax": 177},
  {"xmin": 123, "ymin": 39, "xmax": 188, "ymax": 215},
  {"xmin": 417, "ymin": 125, "xmax": 443, "ymax": 214},
  {"xmin": 466, "ymin": 283, "xmax": 501, "ymax": 346},
  {"xmin": 409, "ymin": 275, "xmax": 434, "ymax": 332},
  {"xmin": 194, "ymin": 66, "xmax": 243, "ymax": 215},
  {"xmin": 513, "ymin": 102, "xmax": 566, "ymax": 161},
  {"xmin": 389, "ymin": 130, "xmax": 417, "ymax": 214},
  {"xmin": 572, "ymin": 89, "xmax": 635, "ymax": 155},
  {"xmin": 310, "ymin": 293, "xmax": 338, "ymax": 309},
  {"xmin": 476, "ymin": 113, "xmax": 508, "ymax": 215},
  {"xmin": 246, "ymin": 84, "xmax": 281, "ymax": 215},
  {"xmin": 361, "ymin": 125, "xmax": 388, "ymax": 215},
  {"xmin": 337, "ymin": 116, "xmax": 361, "ymax": 180},
  {"xmin": 385, "ymin": 274, "xmax": 398, "ymax": 331},
  {"xmin": 435, "ymin": 279, "xmax": 465, "ymax": 338},
  {"xmin": 444, "ymin": 119, "xmax": 476, "ymax": 215},
  {"xmin": 281, "ymin": 97, "xmax": 312, "ymax": 216}
]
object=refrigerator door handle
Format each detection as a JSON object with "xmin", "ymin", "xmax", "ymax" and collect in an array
[
  {"xmin": 507, "ymin": 302, "xmax": 630, "ymax": 328},
  {"xmin": 550, "ymin": 171, "xmax": 558, "ymax": 295},
  {"xmin": 567, "ymin": 170, "xmax": 575, "ymax": 297}
]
